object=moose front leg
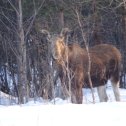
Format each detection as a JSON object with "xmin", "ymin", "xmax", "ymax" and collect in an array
[{"xmin": 71, "ymin": 68, "xmax": 83, "ymax": 104}]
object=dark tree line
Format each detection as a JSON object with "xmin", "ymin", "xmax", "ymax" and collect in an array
[{"xmin": 0, "ymin": 0, "xmax": 126, "ymax": 104}]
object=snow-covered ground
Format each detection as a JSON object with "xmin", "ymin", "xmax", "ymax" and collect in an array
[{"xmin": 0, "ymin": 83, "xmax": 126, "ymax": 126}]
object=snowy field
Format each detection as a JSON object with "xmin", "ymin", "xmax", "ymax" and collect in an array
[{"xmin": 0, "ymin": 82, "xmax": 126, "ymax": 126}]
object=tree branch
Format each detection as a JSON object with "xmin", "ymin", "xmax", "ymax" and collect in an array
[{"xmin": 75, "ymin": 8, "xmax": 95, "ymax": 103}]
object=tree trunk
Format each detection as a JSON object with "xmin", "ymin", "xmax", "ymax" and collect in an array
[
  {"xmin": 59, "ymin": 9, "xmax": 64, "ymax": 30},
  {"xmin": 121, "ymin": 0, "xmax": 126, "ymax": 88},
  {"xmin": 92, "ymin": 0, "xmax": 102, "ymax": 45},
  {"xmin": 123, "ymin": 0, "xmax": 126, "ymax": 47},
  {"xmin": 16, "ymin": 0, "xmax": 27, "ymax": 104},
  {"xmin": 59, "ymin": 0, "xmax": 64, "ymax": 30}
]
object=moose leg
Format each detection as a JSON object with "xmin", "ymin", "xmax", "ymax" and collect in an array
[
  {"xmin": 71, "ymin": 89, "xmax": 77, "ymax": 103},
  {"xmin": 71, "ymin": 86, "xmax": 83, "ymax": 104},
  {"xmin": 97, "ymin": 85, "xmax": 108, "ymax": 102},
  {"xmin": 75, "ymin": 68, "xmax": 84, "ymax": 104},
  {"xmin": 71, "ymin": 67, "xmax": 83, "ymax": 104},
  {"xmin": 58, "ymin": 68, "xmax": 70, "ymax": 99},
  {"xmin": 110, "ymin": 78, "xmax": 120, "ymax": 101},
  {"xmin": 76, "ymin": 86, "xmax": 83, "ymax": 104}
]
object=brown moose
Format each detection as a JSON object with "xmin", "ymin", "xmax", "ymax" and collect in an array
[{"xmin": 41, "ymin": 28, "xmax": 122, "ymax": 104}]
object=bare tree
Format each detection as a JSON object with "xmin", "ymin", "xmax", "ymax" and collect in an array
[{"xmin": 16, "ymin": 0, "xmax": 27, "ymax": 104}]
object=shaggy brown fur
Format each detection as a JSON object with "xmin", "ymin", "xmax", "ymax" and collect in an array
[
  {"xmin": 42, "ymin": 29, "xmax": 122, "ymax": 104},
  {"xmin": 52, "ymin": 33, "xmax": 121, "ymax": 104},
  {"xmin": 89, "ymin": 44, "xmax": 121, "ymax": 102},
  {"xmin": 89, "ymin": 44, "xmax": 121, "ymax": 86}
]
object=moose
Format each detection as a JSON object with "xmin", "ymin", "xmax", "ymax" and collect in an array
[{"xmin": 41, "ymin": 28, "xmax": 122, "ymax": 104}]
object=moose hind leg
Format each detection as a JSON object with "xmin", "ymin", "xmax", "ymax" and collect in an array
[
  {"xmin": 111, "ymin": 77, "xmax": 120, "ymax": 101},
  {"xmin": 97, "ymin": 85, "xmax": 108, "ymax": 102}
]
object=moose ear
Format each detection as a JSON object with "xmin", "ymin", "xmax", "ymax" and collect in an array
[
  {"xmin": 40, "ymin": 29, "xmax": 51, "ymax": 40},
  {"xmin": 60, "ymin": 28, "xmax": 70, "ymax": 38},
  {"xmin": 60, "ymin": 28, "xmax": 71, "ymax": 43},
  {"xmin": 60, "ymin": 36, "xmax": 65, "ymax": 42}
]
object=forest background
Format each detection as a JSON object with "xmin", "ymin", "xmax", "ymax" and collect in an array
[{"xmin": 0, "ymin": 0, "xmax": 126, "ymax": 104}]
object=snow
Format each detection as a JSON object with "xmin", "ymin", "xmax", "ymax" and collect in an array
[{"xmin": 0, "ymin": 83, "xmax": 126, "ymax": 126}]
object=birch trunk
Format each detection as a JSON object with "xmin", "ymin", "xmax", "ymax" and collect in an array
[{"xmin": 16, "ymin": 0, "xmax": 27, "ymax": 104}]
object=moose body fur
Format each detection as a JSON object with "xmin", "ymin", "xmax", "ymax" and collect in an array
[
  {"xmin": 53, "ymin": 34, "xmax": 121, "ymax": 104},
  {"xmin": 41, "ymin": 29, "xmax": 122, "ymax": 104}
]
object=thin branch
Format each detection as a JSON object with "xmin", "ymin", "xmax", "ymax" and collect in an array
[
  {"xmin": 1, "ymin": 11, "xmax": 18, "ymax": 35},
  {"xmin": 75, "ymin": 8, "xmax": 95, "ymax": 103},
  {"xmin": 7, "ymin": 0, "xmax": 19, "ymax": 15},
  {"xmin": 115, "ymin": 0, "xmax": 126, "ymax": 9},
  {"xmin": 25, "ymin": 14, "xmax": 36, "ymax": 38},
  {"xmin": 25, "ymin": 0, "xmax": 46, "ymax": 37}
]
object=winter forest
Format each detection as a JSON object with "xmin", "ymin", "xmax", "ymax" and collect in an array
[{"xmin": 0, "ymin": 0, "xmax": 126, "ymax": 105}]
